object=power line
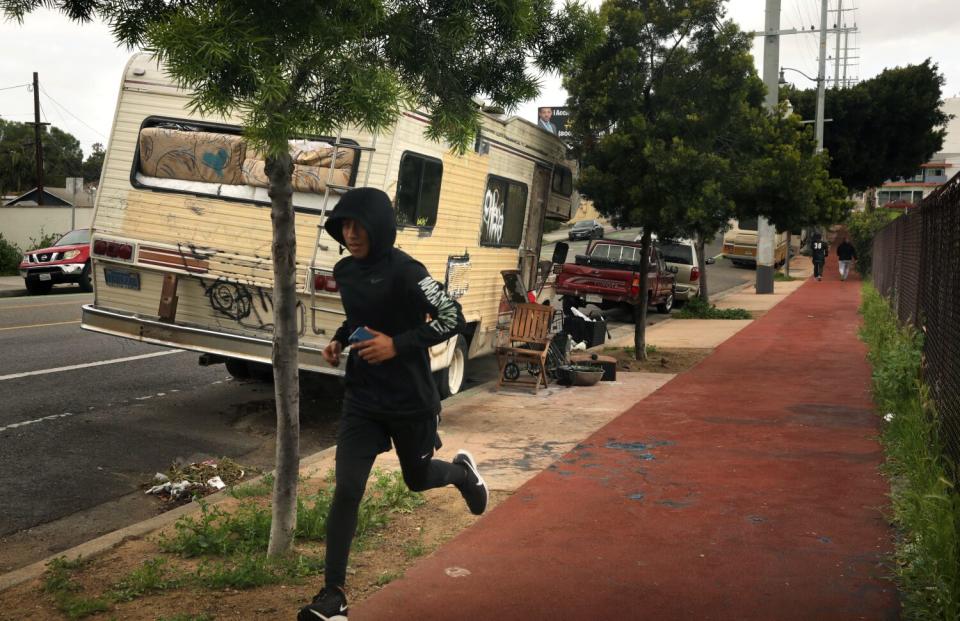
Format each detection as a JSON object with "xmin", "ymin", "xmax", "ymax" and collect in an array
[
  {"xmin": 38, "ymin": 85, "xmax": 107, "ymax": 139},
  {"xmin": 0, "ymin": 83, "xmax": 30, "ymax": 92}
]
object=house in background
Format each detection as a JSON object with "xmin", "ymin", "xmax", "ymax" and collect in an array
[
  {"xmin": 875, "ymin": 97, "xmax": 960, "ymax": 208},
  {"xmin": 0, "ymin": 177, "xmax": 97, "ymax": 248}
]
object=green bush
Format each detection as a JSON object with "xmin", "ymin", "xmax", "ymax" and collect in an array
[
  {"xmin": 675, "ymin": 297, "xmax": 751, "ymax": 320},
  {"xmin": 845, "ymin": 209, "xmax": 900, "ymax": 276},
  {"xmin": 859, "ymin": 284, "xmax": 960, "ymax": 619},
  {"xmin": 0, "ymin": 233, "xmax": 23, "ymax": 275}
]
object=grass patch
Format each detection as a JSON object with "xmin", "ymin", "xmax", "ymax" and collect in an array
[
  {"xmin": 109, "ymin": 558, "xmax": 181, "ymax": 602},
  {"xmin": 42, "ymin": 557, "xmax": 112, "ymax": 620},
  {"xmin": 375, "ymin": 570, "xmax": 403, "ymax": 586},
  {"xmin": 157, "ymin": 616, "xmax": 214, "ymax": 621},
  {"xmin": 859, "ymin": 283, "xmax": 960, "ymax": 619},
  {"xmin": 675, "ymin": 297, "xmax": 751, "ymax": 320},
  {"xmin": 774, "ymin": 272, "xmax": 797, "ymax": 281},
  {"xmin": 229, "ymin": 472, "xmax": 274, "ymax": 499},
  {"xmin": 33, "ymin": 469, "xmax": 424, "ymax": 613}
]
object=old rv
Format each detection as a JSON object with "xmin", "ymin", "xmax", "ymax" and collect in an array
[{"xmin": 81, "ymin": 54, "xmax": 575, "ymax": 397}]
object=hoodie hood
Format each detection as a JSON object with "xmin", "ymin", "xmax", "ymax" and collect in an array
[{"xmin": 324, "ymin": 188, "xmax": 397, "ymax": 263}]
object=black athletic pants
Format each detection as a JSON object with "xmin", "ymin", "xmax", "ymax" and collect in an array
[
  {"xmin": 813, "ymin": 260, "xmax": 824, "ymax": 278},
  {"xmin": 324, "ymin": 408, "xmax": 467, "ymax": 588}
]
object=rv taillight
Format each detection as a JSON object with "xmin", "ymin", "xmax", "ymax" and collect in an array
[
  {"xmin": 630, "ymin": 274, "xmax": 641, "ymax": 298},
  {"xmin": 314, "ymin": 274, "xmax": 339, "ymax": 293},
  {"xmin": 690, "ymin": 266, "xmax": 700, "ymax": 282},
  {"xmin": 117, "ymin": 244, "xmax": 133, "ymax": 260},
  {"xmin": 105, "ymin": 242, "xmax": 120, "ymax": 257},
  {"xmin": 93, "ymin": 240, "xmax": 108, "ymax": 255}
]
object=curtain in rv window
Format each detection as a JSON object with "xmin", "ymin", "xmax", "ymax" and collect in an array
[
  {"xmin": 480, "ymin": 175, "xmax": 527, "ymax": 248},
  {"xmin": 395, "ymin": 152, "xmax": 443, "ymax": 228}
]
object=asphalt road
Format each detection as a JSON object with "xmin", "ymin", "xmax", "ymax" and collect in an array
[{"xmin": 0, "ymin": 290, "xmax": 345, "ymax": 572}]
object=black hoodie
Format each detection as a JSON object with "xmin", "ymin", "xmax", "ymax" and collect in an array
[{"xmin": 324, "ymin": 188, "xmax": 465, "ymax": 419}]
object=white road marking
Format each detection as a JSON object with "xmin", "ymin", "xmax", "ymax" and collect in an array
[
  {"xmin": 0, "ymin": 320, "xmax": 81, "ymax": 331},
  {"xmin": 0, "ymin": 350, "xmax": 183, "ymax": 382},
  {"xmin": 0, "ymin": 412, "xmax": 76, "ymax": 433},
  {"xmin": 0, "ymin": 301, "xmax": 83, "ymax": 311}
]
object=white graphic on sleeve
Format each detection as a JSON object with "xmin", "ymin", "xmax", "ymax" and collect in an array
[
  {"xmin": 418, "ymin": 276, "xmax": 461, "ymax": 335},
  {"xmin": 481, "ymin": 187, "xmax": 505, "ymax": 245}
]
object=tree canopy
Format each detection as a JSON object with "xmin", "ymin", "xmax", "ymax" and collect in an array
[
  {"xmin": 0, "ymin": 119, "xmax": 88, "ymax": 195},
  {"xmin": 783, "ymin": 60, "xmax": 950, "ymax": 191},
  {"xmin": 565, "ymin": 0, "xmax": 848, "ymax": 346}
]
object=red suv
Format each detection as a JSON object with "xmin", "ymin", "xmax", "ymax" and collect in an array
[{"xmin": 18, "ymin": 228, "xmax": 93, "ymax": 294}]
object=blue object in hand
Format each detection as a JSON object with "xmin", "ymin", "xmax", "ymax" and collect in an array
[{"xmin": 348, "ymin": 326, "xmax": 375, "ymax": 344}]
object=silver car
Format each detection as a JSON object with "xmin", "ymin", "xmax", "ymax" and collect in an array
[{"xmin": 656, "ymin": 239, "xmax": 700, "ymax": 304}]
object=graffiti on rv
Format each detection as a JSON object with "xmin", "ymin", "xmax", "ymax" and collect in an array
[
  {"xmin": 481, "ymin": 187, "xmax": 505, "ymax": 245},
  {"xmin": 201, "ymin": 277, "xmax": 305, "ymax": 335}
]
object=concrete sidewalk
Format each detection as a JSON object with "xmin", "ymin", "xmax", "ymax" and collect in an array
[
  {"xmin": 355, "ymin": 255, "xmax": 895, "ymax": 619},
  {"xmin": 0, "ymin": 276, "xmax": 26, "ymax": 298}
]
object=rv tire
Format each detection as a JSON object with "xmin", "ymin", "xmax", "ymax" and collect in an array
[{"xmin": 436, "ymin": 335, "xmax": 467, "ymax": 400}]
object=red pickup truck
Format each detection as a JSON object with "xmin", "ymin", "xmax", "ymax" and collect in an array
[{"xmin": 556, "ymin": 239, "xmax": 677, "ymax": 314}]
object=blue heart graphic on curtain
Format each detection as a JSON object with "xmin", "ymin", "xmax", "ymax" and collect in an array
[{"xmin": 201, "ymin": 148, "xmax": 229, "ymax": 178}]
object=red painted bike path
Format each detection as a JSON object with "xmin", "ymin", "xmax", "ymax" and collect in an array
[{"xmin": 356, "ymin": 257, "xmax": 898, "ymax": 620}]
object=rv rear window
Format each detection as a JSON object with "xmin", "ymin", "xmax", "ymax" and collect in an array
[
  {"xmin": 130, "ymin": 116, "xmax": 359, "ymax": 213},
  {"xmin": 551, "ymin": 166, "xmax": 573, "ymax": 197},
  {"xmin": 480, "ymin": 176, "xmax": 528, "ymax": 248},
  {"xmin": 395, "ymin": 152, "xmax": 443, "ymax": 228}
]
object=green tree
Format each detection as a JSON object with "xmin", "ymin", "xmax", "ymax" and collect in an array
[
  {"xmin": 0, "ymin": 119, "xmax": 84, "ymax": 195},
  {"xmin": 783, "ymin": 60, "xmax": 951, "ymax": 192},
  {"xmin": 82, "ymin": 142, "xmax": 105, "ymax": 185},
  {"xmin": 565, "ymin": 0, "xmax": 847, "ymax": 354},
  {"xmin": 4, "ymin": 0, "xmax": 583, "ymax": 556}
]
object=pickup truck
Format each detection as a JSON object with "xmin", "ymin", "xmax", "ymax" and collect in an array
[{"xmin": 556, "ymin": 239, "xmax": 677, "ymax": 314}]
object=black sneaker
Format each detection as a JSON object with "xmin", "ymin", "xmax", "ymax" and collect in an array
[
  {"xmin": 453, "ymin": 450, "xmax": 488, "ymax": 515},
  {"xmin": 298, "ymin": 586, "xmax": 348, "ymax": 621}
]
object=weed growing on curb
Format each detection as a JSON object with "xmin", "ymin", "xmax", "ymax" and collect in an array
[
  {"xmin": 42, "ymin": 557, "xmax": 111, "ymax": 620},
  {"xmin": 675, "ymin": 297, "xmax": 751, "ymax": 320},
  {"xmin": 859, "ymin": 283, "xmax": 960, "ymax": 619},
  {"xmin": 109, "ymin": 558, "xmax": 181, "ymax": 602}
]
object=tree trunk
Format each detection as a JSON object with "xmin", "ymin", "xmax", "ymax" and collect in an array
[
  {"xmin": 633, "ymin": 229, "xmax": 651, "ymax": 361},
  {"xmin": 864, "ymin": 187, "xmax": 876, "ymax": 211},
  {"xmin": 696, "ymin": 233, "xmax": 709, "ymax": 304},
  {"xmin": 265, "ymin": 151, "xmax": 300, "ymax": 558}
]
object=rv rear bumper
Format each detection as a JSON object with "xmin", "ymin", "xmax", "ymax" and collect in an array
[{"xmin": 80, "ymin": 304, "xmax": 343, "ymax": 375}]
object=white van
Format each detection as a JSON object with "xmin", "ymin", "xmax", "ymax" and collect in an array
[{"xmin": 80, "ymin": 54, "xmax": 576, "ymax": 397}]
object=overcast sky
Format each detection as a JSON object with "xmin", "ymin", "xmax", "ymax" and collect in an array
[{"xmin": 1, "ymin": 1, "xmax": 958, "ymax": 158}]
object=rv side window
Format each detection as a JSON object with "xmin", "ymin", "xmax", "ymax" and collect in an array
[
  {"xmin": 395, "ymin": 152, "xmax": 443, "ymax": 228},
  {"xmin": 480, "ymin": 176, "xmax": 528, "ymax": 248},
  {"xmin": 551, "ymin": 166, "xmax": 573, "ymax": 196}
]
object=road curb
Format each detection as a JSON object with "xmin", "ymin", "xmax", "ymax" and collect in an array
[{"xmin": 0, "ymin": 288, "xmax": 27, "ymax": 299}]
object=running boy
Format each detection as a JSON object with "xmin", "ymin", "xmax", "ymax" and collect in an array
[{"xmin": 298, "ymin": 188, "xmax": 487, "ymax": 621}]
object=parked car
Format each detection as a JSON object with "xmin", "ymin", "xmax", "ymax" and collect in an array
[
  {"xmin": 556, "ymin": 239, "xmax": 676, "ymax": 315},
  {"xmin": 18, "ymin": 228, "xmax": 93, "ymax": 294},
  {"xmin": 655, "ymin": 238, "xmax": 700, "ymax": 305},
  {"xmin": 567, "ymin": 219, "xmax": 605, "ymax": 241}
]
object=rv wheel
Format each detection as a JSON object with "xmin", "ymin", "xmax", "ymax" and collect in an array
[
  {"xmin": 437, "ymin": 335, "xmax": 468, "ymax": 400},
  {"xmin": 225, "ymin": 358, "xmax": 251, "ymax": 380}
]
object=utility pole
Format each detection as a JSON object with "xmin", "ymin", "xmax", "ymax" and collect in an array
[
  {"xmin": 32, "ymin": 71, "xmax": 45, "ymax": 206},
  {"xmin": 815, "ymin": 0, "xmax": 828, "ymax": 151},
  {"xmin": 756, "ymin": 0, "xmax": 781, "ymax": 294},
  {"xmin": 833, "ymin": 0, "xmax": 842, "ymax": 88}
]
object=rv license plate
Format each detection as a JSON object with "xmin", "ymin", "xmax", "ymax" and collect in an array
[
  {"xmin": 104, "ymin": 268, "xmax": 140, "ymax": 290},
  {"xmin": 38, "ymin": 273, "xmax": 52, "ymax": 281},
  {"xmin": 585, "ymin": 294, "xmax": 603, "ymax": 304}
]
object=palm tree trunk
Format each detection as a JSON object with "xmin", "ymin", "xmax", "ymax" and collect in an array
[
  {"xmin": 696, "ymin": 233, "xmax": 709, "ymax": 304},
  {"xmin": 265, "ymin": 151, "xmax": 300, "ymax": 557}
]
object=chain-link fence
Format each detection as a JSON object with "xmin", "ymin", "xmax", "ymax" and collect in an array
[{"xmin": 872, "ymin": 174, "xmax": 960, "ymax": 464}]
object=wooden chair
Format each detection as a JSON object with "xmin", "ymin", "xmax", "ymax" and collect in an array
[{"xmin": 496, "ymin": 303, "xmax": 554, "ymax": 393}]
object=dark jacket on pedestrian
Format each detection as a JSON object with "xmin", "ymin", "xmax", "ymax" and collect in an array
[
  {"xmin": 811, "ymin": 237, "xmax": 828, "ymax": 263},
  {"xmin": 324, "ymin": 188, "xmax": 465, "ymax": 419},
  {"xmin": 836, "ymin": 241, "xmax": 857, "ymax": 261}
]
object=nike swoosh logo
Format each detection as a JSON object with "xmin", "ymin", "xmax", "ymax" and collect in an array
[
  {"xmin": 421, "ymin": 453, "xmax": 431, "ymax": 459},
  {"xmin": 370, "ymin": 277, "xmax": 383, "ymax": 284},
  {"xmin": 341, "ymin": 604, "xmax": 349, "ymax": 612}
]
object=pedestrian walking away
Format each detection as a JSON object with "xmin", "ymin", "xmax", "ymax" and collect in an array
[
  {"xmin": 836, "ymin": 237, "xmax": 857, "ymax": 281},
  {"xmin": 811, "ymin": 232, "xmax": 828, "ymax": 281},
  {"xmin": 298, "ymin": 188, "xmax": 488, "ymax": 621}
]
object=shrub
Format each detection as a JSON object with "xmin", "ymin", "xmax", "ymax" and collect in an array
[
  {"xmin": 0, "ymin": 233, "xmax": 22, "ymax": 275},
  {"xmin": 859, "ymin": 284, "xmax": 960, "ymax": 619},
  {"xmin": 845, "ymin": 209, "xmax": 900, "ymax": 276},
  {"xmin": 675, "ymin": 297, "xmax": 751, "ymax": 320}
]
